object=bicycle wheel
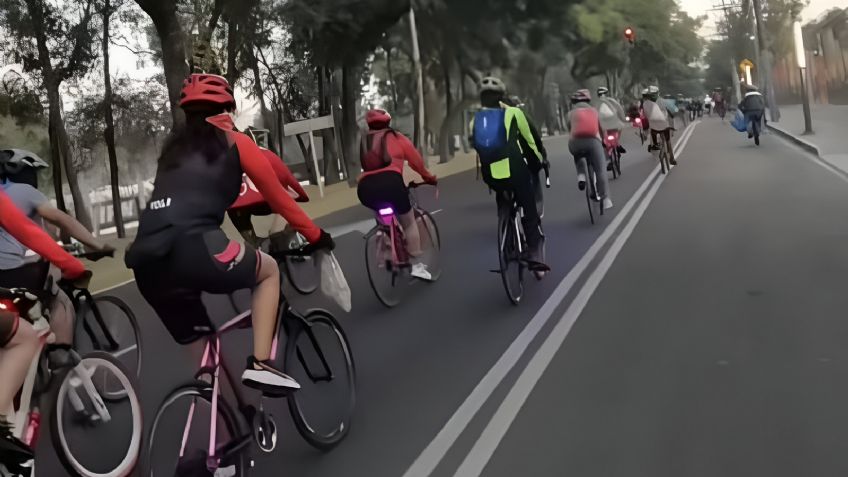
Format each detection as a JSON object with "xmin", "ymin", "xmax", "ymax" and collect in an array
[
  {"xmin": 51, "ymin": 352, "xmax": 142, "ymax": 477},
  {"xmin": 285, "ymin": 310, "xmax": 356, "ymax": 450},
  {"xmin": 74, "ymin": 295, "xmax": 142, "ymax": 387},
  {"xmin": 365, "ymin": 227, "xmax": 404, "ymax": 307},
  {"xmin": 498, "ymin": 213, "xmax": 524, "ymax": 305},
  {"xmin": 146, "ymin": 382, "xmax": 249, "ymax": 477},
  {"xmin": 416, "ymin": 210, "xmax": 442, "ymax": 281},
  {"xmin": 659, "ymin": 147, "xmax": 669, "ymax": 174},
  {"xmin": 283, "ymin": 232, "xmax": 320, "ymax": 295},
  {"xmin": 609, "ymin": 150, "xmax": 618, "ymax": 180},
  {"xmin": 753, "ymin": 119, "xmax": 761, "ymax": 146},
  {"xmin": 614, "ymin": 149, "xmax": 622, "ymax": 177}
]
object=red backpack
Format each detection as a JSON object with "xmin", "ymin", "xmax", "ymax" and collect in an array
[
  {"xmin": 570, "ymin": 107, "xmax": 600, "ymax": 139},
  {"xmin": 360, "ymin": 129, "xmax": 397, "ymax": 172}
]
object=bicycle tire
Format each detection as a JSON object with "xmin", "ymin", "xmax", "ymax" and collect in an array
[
  {"xmin": 74, "ymin": 295, "xmax": 142, "ymax": 384},
  {"xmin": 364, "ymin": 227, "xmax": 403, "ymax": 308},
  {"xmin": 285, "ymin": 310, "xmax": 356, "ymax": 450},
  {"xmin": 51, "ymin": 352, "xmax": 142, "ymax": 477},
  {"xmin": 659, "ymin": 146, "xmax": 669, "ymax": 174},
  {"xmin": 283, "ymin": 233, "xmax": 320, "ymax": 295},
  {"xmin": 609, "ymin": 149, "xmax": 618, "ymax": 180},
  {"xmin": 498, "ymin": 213, "xmax": 524, "ymax": 305},
  {"xmin": 415, "ymin": 209, "xmax": 442, "ymax": 281},
  {"xmin": 614, "ymin": 149, "xmax": 622, "ymax": 177},
  {"xmin": 145, "ymin": 382, "xmax": 249, "ymax": 477}
]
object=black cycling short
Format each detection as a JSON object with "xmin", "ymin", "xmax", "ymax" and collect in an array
[
  {"xmin": 357, "ymin": 172, "xmax": 411, "ymax": 215},
  {"xmin": 133, "ymin": 229, "xmax": 259, "ymax": 344},
  {"xmin": 0, "ymin": 263, "xmax": 49, "ymax": 347}
]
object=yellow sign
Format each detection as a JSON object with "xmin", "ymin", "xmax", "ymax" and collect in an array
[{"xmin": 739, "ymin": 59, "xmax": 755, "ymax": 70}]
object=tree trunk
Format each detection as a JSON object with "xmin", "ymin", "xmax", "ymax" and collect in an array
[
  {"xmin": 47, "ymin": 112, "xmax": 66, "ymax": 213},
  {"xmin": 135, "ymin": 0, "xmax": 189, "ymax": 129},
  {"xmin": 386, "ymin": 47, "xmax": 399, "ymax": 111},
  {"xmin": 102, "ymin": 0, "xmax": 125, "ymax": 237},
  {"xmin": 341, "ymin": 66, "xmax": 360, "ymax": 186},
  {"xmin": 246, "ymin": 47, "xmax": 275, "ymax": 146},
  {"xmin": 318, "ymin": 67, "xmax": 341, "ymax": 185},
  {"xmin": 225, "ymin": 16, "xmax": 239, "ymax": 84}
]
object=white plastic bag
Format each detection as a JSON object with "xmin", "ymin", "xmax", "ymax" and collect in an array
[{"xmin": 319, "ymin": 251, "xmax": 352, "ymax": 312}]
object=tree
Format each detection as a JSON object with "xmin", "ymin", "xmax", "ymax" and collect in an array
[{"xmin": 2, "ymin": 0, "xmax": 98, "ymax": 230}]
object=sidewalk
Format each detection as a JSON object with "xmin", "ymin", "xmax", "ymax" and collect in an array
[
  {"xmin": 87, "ymin": 151, "xmax": 479, "ymax": 291},
  {"xmin": 768, "ymin": 104, "xmax": 848, "ymax": 174}
]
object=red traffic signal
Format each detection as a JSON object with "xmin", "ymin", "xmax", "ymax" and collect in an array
[{"xmin": 624, "ymin": 27, "xmax": 636, "ymax": 44}]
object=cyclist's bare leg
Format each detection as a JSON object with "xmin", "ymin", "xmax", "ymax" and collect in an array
[
  {"xmin": 398, "ymin": 210, "xmax": 423, "ymax": 257},
  {"xmin": 251, "ymin": 251, "xmax": 281, "ymax": 362},
  {"xmin": 48, "ymin": 290, "xmax": 73, "ymax": 345},
  {"xmin": 0, "ymin": 319, "xmax": 39, "ymax": 416}
]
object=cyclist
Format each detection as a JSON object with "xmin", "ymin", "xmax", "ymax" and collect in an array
[
  {"xmin": 0, "ymin": 188, "xmax": 87, "ymax": 461},
  {"xmin": 596, "ymin": 86, "xmax": 628, "ymax": 165},
  {"xmin": 739, "ymin": 83, "xmax": 766, "ymax": 142},
  {"xmin": 471, "ymin": 76, "xmax": 549, "ymax": 272},
  {"xmin": 567, "ymin": 89, "xmax": 612, "ymax": 210},
  {"xmin": 125, "ymin": 73, "xmax": 334, "ymax": 394},
  {"xmin": 227, "ymin": 142, "xmax": 309, "ymax": 246},
  {"xmin": 356, "ymin": 108, "xmax": 438, "ymax": 281},
  {"xmin": 501, "ymin": 95, "xmax": 549, "ymax": 217},
  {"xmin": 643, "ymin": 86, "xmax": 677, "ymax": 166},
  {"xmin": 712, "ymin": 87, "xmax": 726, "ymax": 119},
  {"xmin": 0, "ymin": 149, "xmax": 111, "ymax": 355}
]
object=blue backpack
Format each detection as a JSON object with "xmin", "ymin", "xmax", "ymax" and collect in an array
[{"xmin": 473, "ymin": 109, "xmax": 508, "ymax": 162}]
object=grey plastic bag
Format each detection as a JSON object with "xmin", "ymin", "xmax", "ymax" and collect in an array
[{"xmin": 319, "ymin": 251, "xmax": 352, "ymax": 312}]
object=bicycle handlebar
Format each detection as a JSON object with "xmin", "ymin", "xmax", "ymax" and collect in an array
[{"xmin": 61, "ymin": 243, "xmax": 116, "ymax": 262}]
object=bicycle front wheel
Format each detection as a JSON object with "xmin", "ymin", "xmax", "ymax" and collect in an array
[
  {"xmin": 365, "ymin": 228, "xmax": 405, "ymax": 307},
  {"xmin": 74, "ymin": 295, "xmax": 142, "ymax": 384},
  {"xmin": 146, "ymin": 383, "xmax": 249, "ymax": 477},
  {"xmin": 498, "ymin": 214, "xmax": 524, "ymax": 305},
  {"xmin": 283, "ymin": 232, "xmax": 320, "ymax": 295},
  {"xmin": 416, "ymin": 209, "xmax": 442, "ymax": 281},
  {"xmin": 285, "ymin": 310, "xmax": 356, "ymax": 450},
  {"xmin": 51, "ymin": 352, "xmax": 142, "ymax": 477}
]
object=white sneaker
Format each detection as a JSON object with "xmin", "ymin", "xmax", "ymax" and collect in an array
[
  {"xmin": 603, "ymin": 197, "xmax": 614, "ymax": 210},
  {"xmin": 577, "ymin": 173, "xmax": 587, "ymax": 191},
  {"xmin": 411, "ymin": 262, "xmax": 433, "ymax": 281},
  {"xmin": 242, "ymin": 357, "xmax": 300, "ymax": 395}
]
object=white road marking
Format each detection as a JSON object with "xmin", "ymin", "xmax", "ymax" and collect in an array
[
  {"xmin": 452, "ymin": 122, "xmax": 699, "ymax": 477},
  {"xmin": 402, "ymin": 121, "xmax": 699, "ymax": 477}
]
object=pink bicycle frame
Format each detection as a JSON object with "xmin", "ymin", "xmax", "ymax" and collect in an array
[{"xmin": 177, "ymin": 309, "xmax": 282, "ymax": 469}]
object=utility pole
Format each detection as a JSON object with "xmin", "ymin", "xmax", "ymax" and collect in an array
[
  {"xmin": 752, "ymin": 0, "xmax": 780, "ymax": 121},
  {"xmin": 409, "ymin": 2, "xmax": 426, "ymax": 156}
]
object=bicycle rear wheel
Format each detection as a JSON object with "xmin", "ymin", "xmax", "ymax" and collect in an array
[
  {"xmin": 614, "ymin": 149, "xmax": 622, "ymax": 177},
  {"xmin": 146, "ymin": 383, "xmax": 249, "ymax": 477},
  {"xmin": 74, "ymin": 295, "xmax": 141, "ymax": 384},
  {"xmin": 365, "ymin": 227, "xmax": 405, "ymax": 307},
  {"xmin": 285, "ymin": 310, "xmax": 356, "ymax": 450},
  {"xmin": 51, "ymin": 352, "xmax": 142, "ymax": 477},
  {"xmin": 416, "ymin": 210, "xmax": 442, "ymax": 281},
  {"xmin": 498, "ymin": 213, "xmax": 524, "ymax": 305}
]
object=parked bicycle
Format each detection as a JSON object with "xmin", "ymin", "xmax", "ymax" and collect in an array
[
  {"xmin": 0, "ymin": 280, "xmax": 142, "ymax": 477},
  {"xmin": 145, "ymin": 246, "xmax": 355, "ymax": 477},
  {"xmin": 364, "ymin": 182, "xmax": 441, "ymax": 308}
]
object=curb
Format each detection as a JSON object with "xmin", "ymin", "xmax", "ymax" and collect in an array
[{"xmin": 766, "ymin": 123, "xmax": 822, "ymax": 157}]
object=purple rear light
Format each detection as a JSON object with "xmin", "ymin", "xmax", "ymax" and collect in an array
[{"xmin": 379, "ymin": 207, "xmax": 394, "ymax": 216}]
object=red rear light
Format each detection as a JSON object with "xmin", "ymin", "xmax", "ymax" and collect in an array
[
  {"xmin": 634, "ymin": 117, "xmax": 642, "ymax": 125},
  {"xmin": 607, "ymin": 135, "xmax": 615, "ymax": 142},
  {"xmin": 0, "ymin": 298, "xmax": 18, "ymax": 314}
]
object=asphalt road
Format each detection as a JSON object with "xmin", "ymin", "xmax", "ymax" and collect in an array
[{"xmin": 34, "ymin": 116, "xmax": 848, "ymax": 477}]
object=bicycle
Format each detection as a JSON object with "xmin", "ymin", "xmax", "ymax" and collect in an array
[
  {"xmin": 652, "ymin": 129, "xmax": 674, "ymax": 175},
  {"xmin": 364, "ymin": 182, "xmax": 441, "ymax": 308},
  {"xmin": 748, "ymin": 113, "xmax": 763, "ymax": 146},
  {"xmin": 604, "ymin": 132, "xmax": 622, "ymax": 180},
  {"xmin": 0, "ymin": 281, "xmax": 142, "ymax": 477},
  {"xmin": 145, "ymin": 246, "xmax": 355, "ymax": 477},
  {"xmin": 59, "ymin": 245, "xmax": 142, "ymax": 381},
  {"xmin": 268, "ymin": 228, "xmax": 320, "ymax": 295},
  {"xmin": 494, "ymin": 166, "xmax": 550, "ymax": 305},
  {"xmin": 575, "ymin": 155, "xmax": 604, "ymax": 225}
]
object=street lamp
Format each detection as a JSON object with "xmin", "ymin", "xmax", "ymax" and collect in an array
[{"xmin": 794, "ymin": 20, "xmax": 813, "ymax": 134}]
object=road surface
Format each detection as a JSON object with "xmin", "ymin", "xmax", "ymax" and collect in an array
[{"xmin": 34, "ymin": 116, "xmax": 848, "ymax": 476}]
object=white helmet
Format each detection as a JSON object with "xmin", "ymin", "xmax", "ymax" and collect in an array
[
  {"xmin": 597, "ymin": 86, "xmax": 609, "ymax": 97},
  {"xmin": 0, "ymin": 149, "xmax": 49, "ymax": 175},
  {"xmin": 479, "ymin": 76, "xmax": 506, "ymax": 94}
]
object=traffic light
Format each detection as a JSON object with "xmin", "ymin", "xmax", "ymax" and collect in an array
[{"xmin": 624, "ymin": 27, "xmax": 636, "ymax": 44}]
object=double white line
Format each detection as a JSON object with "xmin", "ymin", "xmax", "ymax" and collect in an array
[{"xmin": 404, "ymin": 121, "xmax": 700, "ymax": 477}]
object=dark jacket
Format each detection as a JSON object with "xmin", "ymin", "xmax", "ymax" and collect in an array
[{"xmin": 739, "ymin": 92, "xmax": 765, "ymax": 113}]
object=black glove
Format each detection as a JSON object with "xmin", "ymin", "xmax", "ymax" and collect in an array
[{"xmin": 303, "ymin": 230, "xmax": 335, "ymax": 255}]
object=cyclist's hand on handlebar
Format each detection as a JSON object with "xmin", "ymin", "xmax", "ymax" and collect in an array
[
  {"xmin": 304, "ymin": 230, "xmax": 335, "ymax": 255},
  {"xmin": 424, "ymin": 175, "xmax": 438, "ymax": 186},
  {"xmin": 61, "ymin": 269, "xmax": 93, "ymax": 289}
]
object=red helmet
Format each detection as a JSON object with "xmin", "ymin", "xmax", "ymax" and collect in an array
[
  {"xmin": 179, "ymin": 74, "xmax": 235, "ymax": 109},
  {"xmin": 366, "ymin": 109, "xmax": 392, "ymax": 126}
]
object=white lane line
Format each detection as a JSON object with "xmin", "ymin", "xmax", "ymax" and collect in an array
[
  {"xmin": 94, "ymin": 278, "xmax": 136, "ymax": 295},
  {"xmin": 402, "ymin": 121, "xmax": 699, "ymax": 477},
  {"xmin": 452, "ymin": 122, "xmax": 699, "ymax": 477}
]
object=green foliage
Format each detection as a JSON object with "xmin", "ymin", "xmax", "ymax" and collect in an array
[{"xmin": 0, "ymin": 72, "xmax": 45, "ymax": 126}]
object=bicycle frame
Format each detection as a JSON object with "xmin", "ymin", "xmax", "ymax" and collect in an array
[{"xmin": 178, "ymin": 296, "xmax": 334, "ymax": 472}]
